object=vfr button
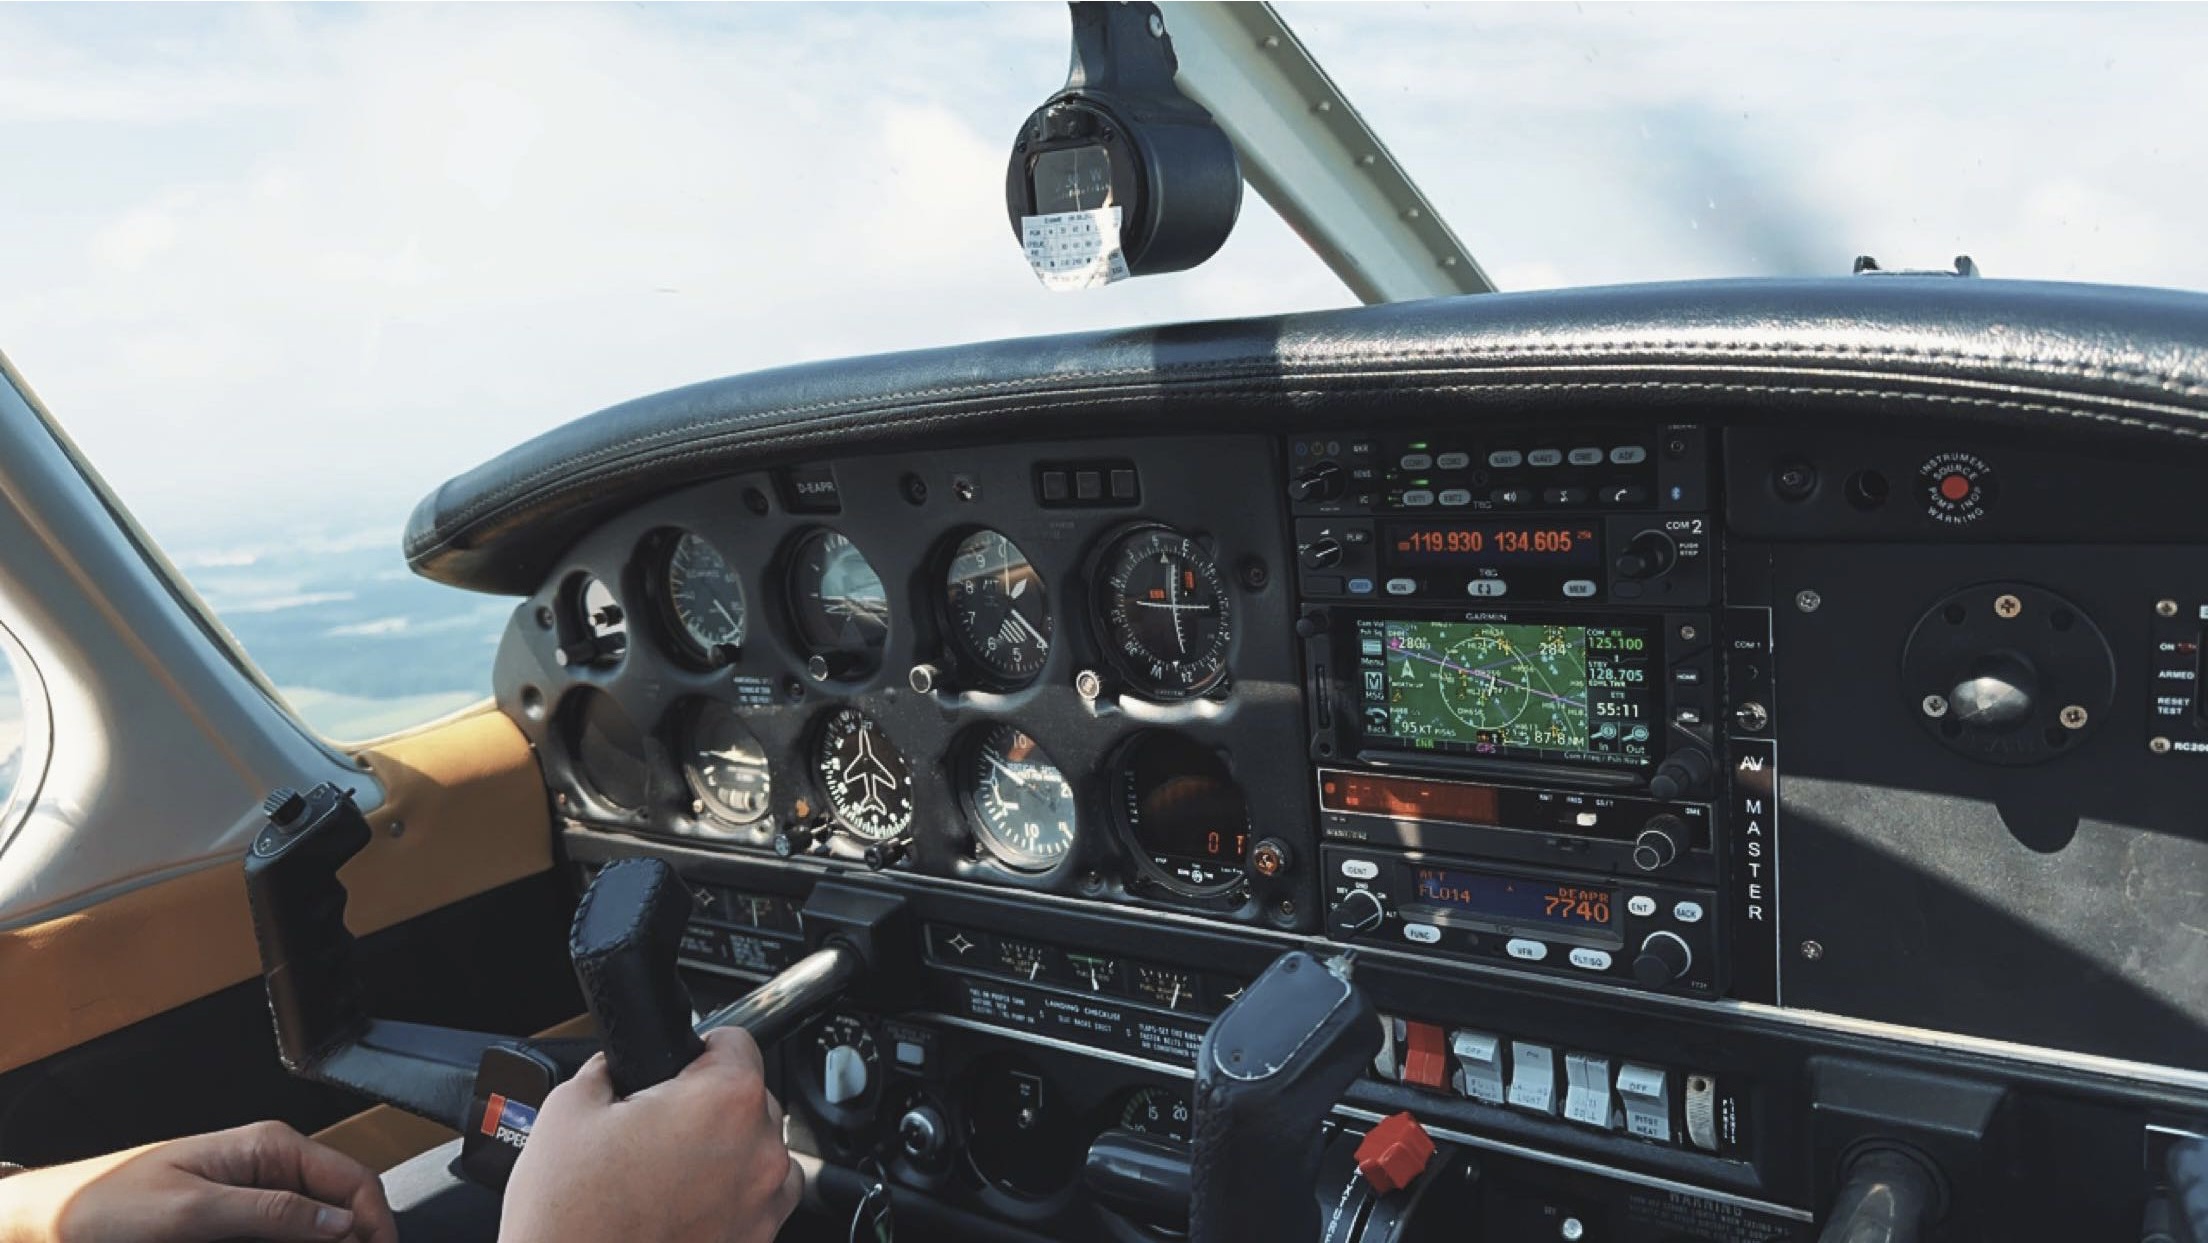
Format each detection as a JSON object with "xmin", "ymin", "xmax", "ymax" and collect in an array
[
  {"xmin": 1616, "ymin": 1063, "xmax": 1671, "ymax": 1141},
  {"xmin": 1563, "ymin": 1053, "xmax": 1613, "ymax": 1129},
  {"xmin": 1402, "ymin": 1021, "xmax": 1448, "ymax": 1091},
  {"xmin": 1508, "ymin": 1043, "xmax": 1557, "ymax": 1115},
  {"xmin": 1505, "ymin": 938, "xmax": 1548, "ymax": 961},
  {"xmin": 1450, "ymin": 1030, "xmax": 1506, "ymax": 1105}
]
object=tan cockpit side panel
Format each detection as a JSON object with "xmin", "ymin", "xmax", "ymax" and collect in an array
[{"xmin": 0, "ymin": 705, "xmax": 549, "ymax": 1074}]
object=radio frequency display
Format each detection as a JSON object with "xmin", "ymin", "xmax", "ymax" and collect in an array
[{"xmin": 1356, "ymin": 617, "xmax": 1654, "ymax": 769}]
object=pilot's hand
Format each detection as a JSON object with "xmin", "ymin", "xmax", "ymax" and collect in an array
[
  {"xmin": 499, "ymin": 1027, "xmax": 800, "ymax": 1243},
  {"xmin": 0, "ymin": 1120, "xmax": 397, "ymax": 1243}
]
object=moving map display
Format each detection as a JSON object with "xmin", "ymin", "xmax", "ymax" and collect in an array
[{"xmin": 1354, "ymin": 617, "xmax": 1654, "ymax": 770}]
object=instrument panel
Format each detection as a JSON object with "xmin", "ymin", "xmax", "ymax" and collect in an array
[{"xmin": 490, "ymin": 404, "xmax": 2208, "ymax": 1241}]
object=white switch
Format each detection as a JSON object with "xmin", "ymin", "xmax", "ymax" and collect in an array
[
  {"xmin": 1373, "ymin": 1015, "xmax": 1406, "ymax": 1081},
  {"xmin": 1616, "ymin": 1063, "xmax": 1671, "ymax": 1142},
  {"xmin": 822, "ymin": 1043, "xmax": 870, "ymax": 1106},
  {"xmin": 1563, "ymin": 1053, "xmax": 1613, "ymax": 1129},
  {"xmin": 1684, "ymin": 1073, "xmax": 1720, "ymax": 1151},
  {"xmin": 1450, "ymin": 1030, "xmax": 1506, "ymax": 1105},
  {"xmin": 1508, "ymin": 1042, "xmax": 1556, "ymax": 1115}
]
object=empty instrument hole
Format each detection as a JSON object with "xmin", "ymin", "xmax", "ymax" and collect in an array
[{"xmin": 1844, "ymin": 469, "xmax": 1890, "ymax": 510}]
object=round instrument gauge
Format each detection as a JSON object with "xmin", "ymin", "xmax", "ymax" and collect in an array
[
  {"xmin": 1114, "ymin": 1085, "xmax": 1192, "ymax": 1145},
  {"xmin": 678, "ymin": 700, "xmax": 773, "ymax": 830},
  {"xmin": 963, "ymin": 725, "xmax": 1076, "ymax": 871},
  {"xmin": 1093, "ymin": 526, "xmax": 1231, "ymax": 700},
  {"xmin": 561, "ymin": 689, "xmax": 646, "ymax": 812},
  {"xmin": 786, "ymin": 529, "xmax": 890, "ymax": 677},
  {"xmin": 656, "ymin": 532, "xmax": 746, "ymax": 666},
  {"xmin": 944, "ymin": 529, "xmax": 1052, "ymax": 685},
  {"xmin": 1112, "ymin": 732, "xmax": 1249, "ymax": 897},
  {"xmin": 813, "ymin": 707, "xmax": 914, "ymax": 841}
]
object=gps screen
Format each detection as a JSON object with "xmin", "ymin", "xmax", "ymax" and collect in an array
[{"xmin": 1354, "ymin": 618, "xmax": 1655, "ymax": 770}]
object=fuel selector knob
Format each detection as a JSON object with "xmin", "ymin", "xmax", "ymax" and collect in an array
[
  {"xmin": 1336, "ymin": 887, "xmax": 1387, "ymax": 935},
  {"xmin": 898, "ymin": 1105, "xmax": 948, "ymax": 1163},
  {"xmin": 1289, "ymin": 460, "xmax": 1346, "ymax": 503},
  {"xmin": 822, "ymin": 1042, "xmax": 871, "ymax": 1106},
  {"xmin": 1632, "ymin": 931, "xmax": 1694, "ymax": 988},
  {"xmin": 1612, "ymin": 529, "xmax": 1677, "ymax": 580},
  {"xmin": 1632, "ymin": 815, "xmax": 1685, "ymax": 872}
]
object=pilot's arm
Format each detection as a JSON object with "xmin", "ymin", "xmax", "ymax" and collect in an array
[{"xmin": 0, "ymin": 1027, "xmax": 797, "ymax": 1243}]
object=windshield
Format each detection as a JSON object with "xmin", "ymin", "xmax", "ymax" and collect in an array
[
  {"xmin": 1, "ymin": 3, "xmax": 2194, "ymax": 737},
  {"xmin": 1293, "ymin": 3, "xmax": 2208, "ymax": 289}
]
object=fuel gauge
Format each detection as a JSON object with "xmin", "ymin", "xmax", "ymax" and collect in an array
[
  {"xmin": 1131, "ymin": 963, "xmax": 1201, "ymax": 1013},
  {"xmin": 1065, "ymin": 951, "xmax": 1123, "ymax": 995}
]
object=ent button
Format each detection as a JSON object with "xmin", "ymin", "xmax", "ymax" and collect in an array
[
  {"xmin": 1616, "ymin": 1063, "xmax": 1671, "ymax": 1142},
  {"xmin": 1507, "ymin": 1042, "xmax": 1557, "ymax": 1115},
  {"xmin": 1563, "ymin": 1053, "xmax": 1614, "ymax": 1129},
  {"xmin": 1450, "ymin": 1030, "xmax": 1506, "ymax": 1105}
]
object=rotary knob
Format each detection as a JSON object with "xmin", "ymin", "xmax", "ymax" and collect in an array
[
  {"xmin": 1632, "ymin": 931, "xmax": 1694, "ymax": 988},
  {"xmin": 1299, "ymin": 537, "xmax": 1345, "ymax": 570},
  {"xmin": 1290, "ymin": 461, "xmax": 1346, "ymax": 503},
  {"xmin": 823, "ymin": 1043, "xmax": 871, "ymax": 1106},
  {"xmin": 1612, "ymin": 530, "xmax": 1677, "ymax": 581},
  {"xmin": 898, "ymin": 1105, "xmax": 948, "ymax": 1163},
  {"xmin": 1632, "ymin": 816, "xmax": 1684, "ymax": 871},
  {"xmin": 1336, "ymin": 887, "xmax": 1387, "ymax": 934}
]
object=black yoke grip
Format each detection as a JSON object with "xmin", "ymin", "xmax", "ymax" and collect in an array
[
  {"xmin": 568, "ymin": 859, "xmax": 707, "ymax": 1098},
  {"xmin": 1189, "ymin": 950, "xmax": 1379, "ymax": 1243}
]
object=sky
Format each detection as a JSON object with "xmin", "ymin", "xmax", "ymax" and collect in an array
[{"xmin": 2, "ymin": 2, "xmax": 2205, "ymax": 552}]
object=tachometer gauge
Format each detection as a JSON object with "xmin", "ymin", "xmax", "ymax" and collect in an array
[
  {"xmin": 787, "ymin": 529, "xmax": 890, "ymax": 678},
  {"xmin": 944, "ymin": 529, "xmax": 1052, "ymax": 685},
  {"xmin": 813, "ymin": 707, "xmax": 914, "ymax": 840},
  {"xmin": 657, "ymin": 532, "xmax": 745, "ymax": 666},
  {"xmin": 1115, "ymin": 1086, "xmax": 1192, "ymax": 1144},
  {"xmin": 963, "ymin": 725, "xmax": 1076, "ymax": 871},
  {"xmin": 678, "ymin": 700, "xmax": 772, "ymax": 830},
  {"xmin": 1112, "ymin": 732, "xmax": 1249, "ymax": 897},
  {"xmin": 1094, "ymin": 525, "xmax": 1231, "ymax": 700}
]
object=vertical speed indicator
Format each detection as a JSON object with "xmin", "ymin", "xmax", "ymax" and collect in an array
[{"xmin": 1093, "ymin": 525, "xmax": 1232, "ymax": 700}]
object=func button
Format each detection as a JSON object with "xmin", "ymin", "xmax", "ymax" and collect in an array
[
  {"xmin": 1505, "ymin": 939, "xmax": 1548, "ymax": 961},
  {"xmin": 1403, "ymin": 923, "xmax": 1441, "ymax": 945}
]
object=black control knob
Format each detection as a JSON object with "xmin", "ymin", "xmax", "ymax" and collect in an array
[
  {"xmin": 1649, "ymin": 748, "xmax": 1713, "ymax": 800},
  {"xmin": 1299, "ymin": 537, "xmax": 1344, "ymax": 570},
  {"xmin": 1613, "ymin": 530, "xmax": 1677, "ymax": 580},
  {"xmin": 898, "ymin": 1105, "xmax": 948, "ymax": 1163},
  {"xmin": 773, "ymin": 820, "xmax": 824, "ymax": 858},
  {"xmin": 1948, "ymin": 653, "xmax": 2037, "ymax": 727},
  {"xmin": 1632, "ymin": 816, "xmax": 1685, "ymax": 871},
  {"xmin": 806, "ymin": 652, "xmax": 861, "ymax": 682},
  {"xmin": 1289, "ymin": 461, "xmax": 1346, "ymax": 503},
  {"xmin": 1632, "ymin": 931, "xmax": 1693, "ymax": 987},
  {"xmin": 864, "ymin": 839, "xmax": 909, "ymax": 871},
  {"xmin": 1335, "ymin": 888, "xmax": 1386, "ymax": 935}
]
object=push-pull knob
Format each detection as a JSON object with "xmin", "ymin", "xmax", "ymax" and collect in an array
[
  {"xmin": 1632, "ymin": 931, "xmax": 1693, "ymax": 988},
  {"xmin": 1289, "ymin": 461, "xmax": 1346, "ymax": 503},
  {"xmin": 1633, "ymin": 815, "xmax": 1685, "ymax": 871}
]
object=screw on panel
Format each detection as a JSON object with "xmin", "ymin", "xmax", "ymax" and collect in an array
[
  {"xmin": 1560, "ymin": 1219, "xmax": 1585, "ymax": 1241},
  {"xmin": 2151, "ymin": 736, "xmax": 2173, "ymax": 754},
  {"xmin": 1994, "ymin": 593, "xmax": 2023, "ymax": 619},
  {"xmin": 690, "ymin": 799, "xmax": 706, "ymax": 816},
  {"xmin": 1075, "ymin": 669, "xmax": 1103, "ymax": 701},
  {"xmin": 386, "ymin": 819, "xmax": 405, "ymax": 839},
  {"xmin": 2059, "ymin": 705, "xmax": 2090, "ymax": 730},
  {"xmin": 1800, "ymin": 940, "xmax": 1824, "ymax": 961},
  {"xmin": 1678, "ymin": 624, "xmax": 1698, "ymax": 642},
  {"xmin": 2157, "ymin": 599, "xmax": 2181, "ymax": 618},
  {"xmin": 535, "ymin": 606, "xmax": 555, "ymax": 628},
  {"xmin": 1795, "ymin": 590, "xmax": 1822, "ymax": 613},
  {"xmin": 1147, "ymin": 11, "xmax": 1164, "ymax": 36},
  {"xmin": 1921, "ymin": 694, "xmax": 1949, "ymax": 719}
]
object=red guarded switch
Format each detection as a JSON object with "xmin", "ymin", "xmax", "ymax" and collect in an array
[
  {"xmin": 1354, "ymin": 1111, "xmax": 1436, "ymax": 1195},
  {"xmin": 1401, "ymin": 1020, "xmax": 1448, "ymax": 1091}
]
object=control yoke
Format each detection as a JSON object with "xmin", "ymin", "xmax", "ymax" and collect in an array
[{"xmin": 243, "ymin": 784, "xmax": 887, "ymax": 1190}]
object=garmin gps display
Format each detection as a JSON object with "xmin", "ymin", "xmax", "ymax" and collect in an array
[{"xmin": 1354, "ymin": 617, "xmax": 1655, "ymax": 769}]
